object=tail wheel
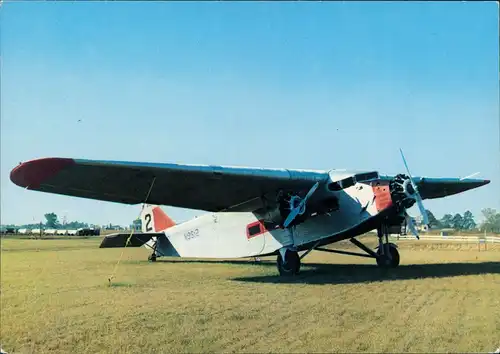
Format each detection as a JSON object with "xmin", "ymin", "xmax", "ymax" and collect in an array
[
  {"xmin": 376, "ymin": 244, "xmax": 400, "ymax": 268},
  {"xmin": 277, "ymin": 249, "xmax": 301, "ymax": 276}
]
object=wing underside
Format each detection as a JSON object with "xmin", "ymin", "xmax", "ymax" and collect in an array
[
  {"xmin": 416, "ymin": 177, "xmax": 491, "ymax": 199},
  {"xmin": 10, "ymin": 158, "xmax": 490, "ymax": 212},
  {"xmin": 10, "ymin": 158, "xmax": 328, "ymax": 212}
]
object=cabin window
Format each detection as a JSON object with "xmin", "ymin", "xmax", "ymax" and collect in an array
[
  {"xmin": 356, "ymin": 172, "xmax": 379, "ymax": 182},
  {"xmin": 246, "ymin": 220, "xmax": 274, "ymax": 239},
  {"xmin": 247, "ymin": 223, "xmax": 262, "ymax": 237},
  {"xmin": 328, "ymin": 182, "xmax": 342, "ymax": 191},
  {"xmin": 341, "ymin": 176, "xmax": 355, "ymax": 189}
]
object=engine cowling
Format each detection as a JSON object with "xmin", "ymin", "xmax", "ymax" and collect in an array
[
  {"xmin": 276, "ymin": 191, "xmax": 308, "ymax": 227},
  {"xmin": 389, "ymin": 174, "xmax": 417, "ymax": 211}
]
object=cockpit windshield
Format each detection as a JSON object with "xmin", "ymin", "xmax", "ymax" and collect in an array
[
  {"xmin": 328, "ymin": 171, "xmax": 379, "ymax": 191},
  {"xmin": 354, "ymin": 171, "xmax": 379, "ymax": 182}
]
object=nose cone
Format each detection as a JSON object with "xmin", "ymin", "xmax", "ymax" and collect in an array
[{"xmin": 406, "ymin": 182, "xmax": 415, "ymax": 195}]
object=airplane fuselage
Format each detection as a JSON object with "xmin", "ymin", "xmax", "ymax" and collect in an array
[
  {"xmin": 10, "ymin": 155, "xmax": 490, "ymax": 275},
  {"xmin": 145, "ymin": 175, "xmax": 401, "ymax": 259}
]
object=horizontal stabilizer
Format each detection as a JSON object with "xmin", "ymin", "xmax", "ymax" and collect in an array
[{"xmin": 99, "ymin": 232, "xmax": 163, "ymax": 248}]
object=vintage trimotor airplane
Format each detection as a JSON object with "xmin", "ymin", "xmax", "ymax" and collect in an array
[{"xmin": 10, "ymin": 150, "xmax": 490, "ymax": 276}]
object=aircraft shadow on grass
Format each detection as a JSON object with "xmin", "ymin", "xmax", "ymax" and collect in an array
[{"xmin": 156, "ymin": 259, "xmax": 500, "ymax": 285}]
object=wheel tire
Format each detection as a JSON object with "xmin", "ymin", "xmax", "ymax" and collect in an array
[
  {"xmin": 277, "ymin": 250, "xmax": 301, "ymax": 276},
  {"xmin": 376, "ymin": 244, "xmax": 400, "ymax": 268},
  {"xmin": 148, "ymin": 253, "xmax": 157, "ymax": 262}
]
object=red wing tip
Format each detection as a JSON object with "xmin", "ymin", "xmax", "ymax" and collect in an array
[{"xmin": 10, "ymin": 157, "xmax": 75, "ymax": 189}]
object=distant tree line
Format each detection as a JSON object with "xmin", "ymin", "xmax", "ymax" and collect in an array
[
  {"xmin": 2, "ymin": 212, "xmax": 91, "ymax": 230},
  {"xmin": 3, "ymin": 209, "xmax": 500, "ymax": 234},
  {"xmin": 478, "ymin": 208, "xmax": 500, "ymax": 233},
  {"xmin": 426, "ymin": 208, "xmax": 500, "ymax": 233},
  {"xmin": 42, "ymin": 212, "xmax": 91, "ymax": 229}
]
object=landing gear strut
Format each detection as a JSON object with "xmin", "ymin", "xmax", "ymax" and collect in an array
[
  {"xmin": 276, "ymin": 225, "xmax": 301, "ymax": 276},
  {"xmin": 275, "ymin": 223, "xmax": 401, "ymax": 275},
  {"xmin": 147, "ymin": 237, "xmax": 158, "ymax": 262}
]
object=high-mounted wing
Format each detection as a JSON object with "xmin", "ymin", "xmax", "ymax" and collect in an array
[
  {"xmin": 10, "ymin": 157, "xmax": 329, "ymax": 212},
  {"xmin": 414, "ymin": 177, "xmax": 491, "ymax": 200},
  {"xmin": 378, "ymin": 175, "xmax": 490, "ymax": 200}
]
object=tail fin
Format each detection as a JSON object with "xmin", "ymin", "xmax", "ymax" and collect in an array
[{"xmin": 140, "ymin": 204, "xmax": 176, "ymax": 233}]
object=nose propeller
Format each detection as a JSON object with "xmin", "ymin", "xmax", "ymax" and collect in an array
[{"xmin": 399, "ymin": 148, "xmax": 429, "ymax": 239}]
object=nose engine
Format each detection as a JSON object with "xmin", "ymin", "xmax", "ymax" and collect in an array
[{"xmin": 389, "ymin": 174, "xmax": 417, "ymax": 211}]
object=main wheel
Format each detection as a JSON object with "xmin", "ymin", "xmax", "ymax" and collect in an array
[
  {"xmin": 148, "ymin": 253, "xmax": 157, "ymax": 262},
  {"xmin": 376, "ymin": 244, "xmax": 400, "ymax": 268},
  {"xmin": 277, "ymin": 249, "xmax": 301, "ymax": 276}
]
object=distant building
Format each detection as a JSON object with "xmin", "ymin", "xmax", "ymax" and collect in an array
[
  {"xmin": 0, "ymin": 227, "xmax": 17, "ymax": 234},
  {"xmin": 439, "ymin": 228, "xmax": 455, "ymax": 236}
]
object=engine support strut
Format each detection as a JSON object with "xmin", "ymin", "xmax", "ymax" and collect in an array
[
  {"xmin": 315, "ymin": 247, "xmax": 376, "ymax": 258},
  {"xmin": 350, "ymin": 237, "xmax": 379, "ymax": 258}
]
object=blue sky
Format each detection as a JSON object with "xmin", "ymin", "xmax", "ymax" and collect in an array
[{"xmin": 1, "ymin": 1, "xmax": 499, "ymax": 226}]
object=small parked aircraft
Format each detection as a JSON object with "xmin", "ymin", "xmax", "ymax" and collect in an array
[{"xmin": 10, "ymin": 150, "xmax": 490, "ymax": 276}]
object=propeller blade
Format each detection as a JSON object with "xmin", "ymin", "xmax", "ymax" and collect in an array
[
  {"xmin": 304, "ymin": 181, "xmax": 320, "ymax": 200},
  {"xmin": 414, "ymin": 192, "xmax": 429, "ymax": 225},
  {"xmin": 399, "ymin": 148, "xmax": 414, "ymax": 179},
  {"xmin": 405, "ymin": 212, "xmax": 420, "ymax": 240},
  {"xmin": 283, "ymin": 182, "xmax": 320, "ymax": 228},
  {"xmin": 399, "ymin": 148, "xmax": 429, "ymax": 226},
  {"xmin": 283, "ymin": 207, "xmax": 302, "ymax": 228}
]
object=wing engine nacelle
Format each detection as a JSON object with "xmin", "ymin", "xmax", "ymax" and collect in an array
[
  {"xmin": 276, "ymin": 190, "xmax": 309, "ymax": 227},
  {"xmin": 271, "ymin": 189, "xmax": 339, "ymax": 228}
]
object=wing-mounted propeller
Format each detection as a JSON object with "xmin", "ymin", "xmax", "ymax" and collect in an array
[
  {"xmin": 283, "ymin": 182, "xmax": 320, "ymax": 228},
  {"xmin": 390, "ymin": 149, "xmax": 429, "ymax": 239}
]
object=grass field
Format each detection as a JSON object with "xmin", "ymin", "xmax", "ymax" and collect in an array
[{"xmin": 1, "ymin": 236, "xmax": 499, "ymax": 353}]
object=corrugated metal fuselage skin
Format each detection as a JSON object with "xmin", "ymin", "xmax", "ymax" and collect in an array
[{"xmin": 147, "ymin": 177, "xmax": 396, "ymax": 259}]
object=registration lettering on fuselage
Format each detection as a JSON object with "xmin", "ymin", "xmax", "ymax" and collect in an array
[{"xmin": 184, "ymin": 228, "xmax": 200, "ymax": 241}]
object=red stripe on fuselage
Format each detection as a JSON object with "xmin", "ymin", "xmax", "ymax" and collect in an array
[{"xmin": 371, "ymin": 180, "xmax": 393, "ymax": 211}]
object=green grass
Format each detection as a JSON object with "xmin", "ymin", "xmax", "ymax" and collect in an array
[{"xmin": 1, "ymin": 237, "xmax": 499, "ymax": 353}]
